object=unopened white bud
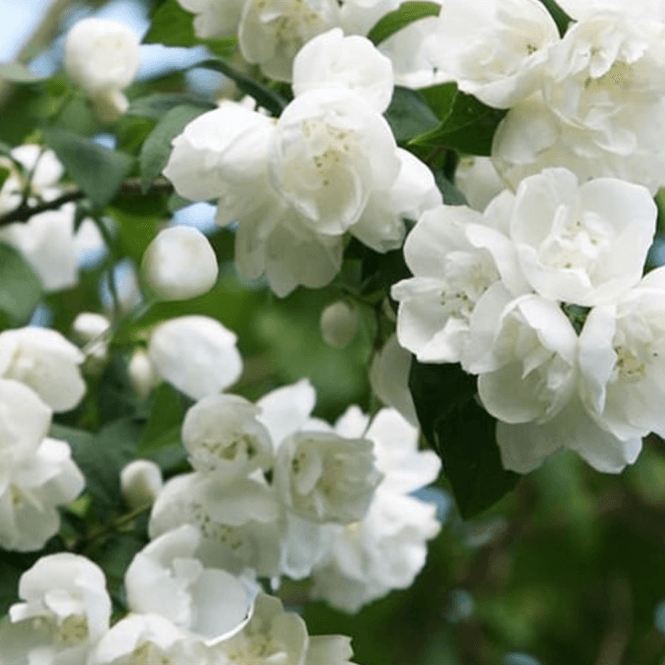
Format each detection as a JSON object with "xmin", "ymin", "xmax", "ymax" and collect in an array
[
  {"xmin": 128, "ymin": 348, "xmax": 158, "ymax": 399},
  {"xmin": 142, "ymin": 226, "xmax": 219, "ymax": 300},
  {"xmin": 121, "ymin": 459, "xmax": 164, "ymax": 509},
  {"xmin": 320, "ymin": 300, "xmax": 358, "ymax": 348},
  {"xmin": 64, "ymin": 18, "xmax": 140, "ymax": 124},
  {"xmin": 72, "ymin": 312, "xmax": 112, "ymax": 373}
]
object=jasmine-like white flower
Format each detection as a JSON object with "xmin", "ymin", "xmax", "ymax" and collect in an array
[
  {"xmin": 0, "ymin": 327, "xmax": 86, "ymax": 412},
  {"xmin": 0, "ymin": 553, "xmax": 111, "ymax": 665},
  {"xmin": 182, "ymin": 393, "xmax": 274, "ymax": 482},
  {"xmin": 147, "ymin": 315, "xmax": 242, "ymax": 400}
]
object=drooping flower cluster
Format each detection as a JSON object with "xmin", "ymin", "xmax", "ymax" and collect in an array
[
  {"xmin": 148, "ymin": 378, "xmax": 441, "ymax": 610},
  {"xmin": 393, "ymin": 166, "xmax": 662, "ymax": 473},
  {"xmin": 164, "ymin": 29, "xmax": 440, "ymax": 296},
  {"xmin": 385, "ymin": 0, "xmax": 665, "ymax": 194},
  {"xmin": 0, "ymin": 548, "xmax": 358, "ymax": 665},
  {"xmin": 0, "ymin": 328, "xmax": 87, "ymax": 551},
  {"xmin": 0, "ymin": 145, "xmax": 104, "ymax": 292}
]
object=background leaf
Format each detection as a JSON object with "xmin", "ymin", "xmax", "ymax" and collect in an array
[
  {"xmin": 0, "ymin": 242, "xmax": 42, "ymax": 328},
  {"xmin": 368, "ymin": 1, "xmax": 441, "ymax": 45},
  {"xmin": 44, "ymin": 129, "xmax": 135, "ymax": 209}
]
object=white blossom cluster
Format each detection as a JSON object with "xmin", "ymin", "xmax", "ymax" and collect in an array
[
  {"xmin": 385, "ymin": 0, "xmax": 665, "ymax": 194},
  {"xmin": 0, "ymin": 548, "xmax": 357, "ymax": 665},
  {"xmin": 164, "ymin": 29, "xmax": 440, "ymax": 296},
  {"xmin": 177, "ymin": 0, "xmax": 437, "ymax": 81},
  {"xmin": 0, "ymin": 328, "xmax": 87, "ymax": 551},
  {"xmin": 393, "ymin": 166, "xmax": 663, "ymax": 473},
  {"xmin": 149, "ymin": 378, "xmax": 442, "ymax": 611},
  {"xmin": 0, "ymin": 145, "xmax": 104, "ymax": 292}
]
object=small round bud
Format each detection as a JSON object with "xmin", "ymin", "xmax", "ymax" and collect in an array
[
  {"xmin": 320, "ymin": 300, "xmax": 358, "ymax": 348},
  {"xmin": 141, "ymin": 226, "xmax": 218, "ymax": 301},
  {"xmin": 128, "ymin": 348, "xmax": 158, "ymax": 399},
  {"xmin": 120, "ymin": 459, "xmax": 163, "ymax": 510},
  {"xmin": 71, "ymin": 312, "xmax": 112, "ymax": 374}
]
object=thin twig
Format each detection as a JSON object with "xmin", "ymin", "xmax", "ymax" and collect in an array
[{"xmin": 0, "ymin": 177, "xmax": 175, "ymax": 226}]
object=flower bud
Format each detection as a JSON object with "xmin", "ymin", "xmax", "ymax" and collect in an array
[
  {"xmin": 120, "ymin": 459, "xmax": 164, "ymax": 510},
  {"xmin": 128, "ymin": 348, "xmax": 158, "ymax": 399},
  {"xmin": 320, "ymin": 300, "xmax": 358, "ymax": 348},
  {"xmin": 142, "ymin": 226, "xmax": 219, "ymax": 301},
  {"xmin": 71, "ymin": 312, "xmax": 111, "ymax": 373}
]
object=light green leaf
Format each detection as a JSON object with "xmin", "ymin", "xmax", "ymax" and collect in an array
[
  {"xmin": 128, "ymin": 93, "xmax": 216, "ymax": 121},
  {"xmin": 139, "ymin": 105, "xmax": 207, "ymax": 184},
  {"xmin": 138, "ymin": 382, "xmax": 185, "ymax": 455},
  {"xmin": 368, "ymin": 1, "xmax": 441, "ymax": 45},
  {"xmin": 143, "ymin": 0, "xmax": 198, "ymax": 47},
  {"xmin": 44, "ymin": 129, "xmax": 135, "ymax": 209},
  {"xmin": 0, "ymin": 242, "xmax": 42, "ymax": 328}
]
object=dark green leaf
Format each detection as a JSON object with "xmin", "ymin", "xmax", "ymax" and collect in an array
[
  {"xmin": 0, "ymin": 242, "xmax": 42, "ymax": 328},
  {"xmin": 139, "ymin": 105, "xmax": 207, "ymax": 183},
  {"xmin": 419, "ymin": 82, "xmax": 458, "ymax": 120},
  {"xmin": 53, "ymin": 418, "xmax": 141, "ymax": 520},
  {"xmin": 0, "ymin": 142, "xmax": 13, "ymax": 157},
  {"xmin": 0, "ymin": 167, "xmax": 10, "ymax": 190},
  {"xmin": 0, "ymin": 62, "xmax": 47, "ymax": 83},
  {"xmin": 143, "ymin": 0, "xmax": 198, "ymax": 47},
  {"xmin": 411, "ymin": 91, "xmax": 507, "ymax": 156},
  {"xmin": 433, "ymin": 170, "xmax": 468, "ymax": 206},
  {"xmin": 538, "ymin": 0, "xmax": 572, "ymax": 36},
  {"xmin": 129, "ymin": 93, "xmax": 216, "ymax": 121},
  {"xmin": 138, "ymin": 382, "xmax": 184, "ymax": 454},
  {"xmin": 44, "ymin": 129, "xmax": 134, "ymax": 209},
  {"xmin": 385, "ymin": 87, "xmax": 439, "ymax": 144},
  {"xmin": 368, "ymin": 1, "xmax": 441, "ymax": 45},
  {"xmin": 409, "ymin": 360, "xmax": 519, "ymax": 518},
  {"xmin": 195, "ymin": 59, "xmax": 287, "ymax": 116}
]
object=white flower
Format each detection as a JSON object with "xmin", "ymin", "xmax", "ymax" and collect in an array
[
  {"xmin": 238, "ymin": 0, "xmax": 341, "ymax": 81},
  {"xmin": 305, "ymin": 636, "xmax": 356, "ymax": 665},
  {"xmin": 0, "ymin": 327, "xmax": 86, "ymax": 412},
  {"xmin": 141, "ymin": 226, "xmax": 218, "ymax": 301},
  {"xmin": 274, "ymin": 430, "xmax": 382, "ymax": 523},
  {"xmin": 466, "ymin": 285, "xmax": 578, "ymax": 425},
  {"xmin": 207, "ymin": 593, "xmax": 309, "ymax": 665},
  {"xmin": 64, "ymin": 18, "xmax": 141, "ymax": 123},
  {"xmin": 554, "ymin": 0, "xmax": 665, "ymax": 22},
  {"xmin": 431, "ymin": 0, "xmax": 559, "ymax": 108},
  {"xmin": 378, "ymin": 16, "xmax": 452, "ymax": 89},
  {"xmin": 71, "ymin": 312, "xmax": 111, "ymax": 371},
  {"xmin": 147, "ymin": 315, "xmax": 242, "ymax": 400},
  {"xmin": 496, "ymin": 395, "xmax": 642, "ymax": 474},
  {"xmin": 125, "ymin": 525, "xmax": 254, "ymax": 644},
  {"xmin": 182, "ymin": 394, "xmax": 274, "ymax": 481},
  {"xmin": 340, "ymin": 0, "xmax": 401, "ymax": 35},
  {"xmin": 391, "ymin": 204, "xmax": 503, "ymax": 364},
  {"xmin": 578, "ymin": 267, "xmax": 665, "ymax": 442},
  {"xmin": 149, "ymin": 472, "xmax": 284, "ymax": 577},
  {"xmin": 120, "ymin": 459, "xmax": 163, "ymax": 510},
  {"xmin": 90, "ymin": 614, "xmax": 206, "ymax": 665},
  {"xmin": 0, "ymin": 553, "xmax": 111, "ymax": 665},
  {"xmin": 320, "ymin": 300, "xmax": 358, "ymax": 348},
  {"xmin": 177, "ymin": 0, "xmax": 245, "ymax": 38},
  {"xmin": 508, "ymin": 168, "xmax": 656, "ymax": 306},
  {"xmin": 455, "ymin": 156, "xmax": 505, "ymax": 213},
  {"xmin": 128, "ymin": 348, "xmax": 159, "ymax": 399},
  {"xmin": 292, "ymin": 28, "xmax": 395, "ymax": 113},
  {"xmin": 0, "ymin": 207, "xmax": 79, "ymax": 292},
  {"xmin": 269, "ymin": 88, "xmax": 401, "ymax": 235},
  {"xmin": 310, "ymin": 490, "xmax": 440, "ymax": 612}
]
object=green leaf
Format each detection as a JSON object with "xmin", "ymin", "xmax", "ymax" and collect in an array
[
  {"xmin": 0, "ymin": 61, "xmax": 47, "ymax": 83},
  {"xmin": 44, "ymin": 129, "xmax": 135, "ymax": 209},
  {"xmin": 385, "ymin": 87, "xmax": 440, "ymax": 144},
  {"xmin": 409, "ymin": 360, "xmax": 519, "ymax": 518},
  {"xmin": 419, "ymin": 82, "xmax": 458, "ymax": 120},
  {"xmin": 0, "ymin": 167, "xmax": 10, "ymax": 190},
  {"xmin": 195, "ymin": 59, "xmax": 287, "ymax": 116},
  {"xmin": 433, "ymin": 170, "xmax": 468, "ymax": 206},
  {"xmin": 53, "ymin": 418, "xmax": 141, "ymax": 520},
  {"xmin": 143, "ymin": 0, "xmax": 198, "ymax": 47},
  {"xmin": 0, "ymin": 141, "xmax": 13, "ymax": 157},
  {"xmin": 129, "ymin": 93, "xmax": 216, "ymax": 121},
  {"xmin": 0, "ymin": 242, "xmax": 42, "ymax": 328},
  {"xmin": 411, "ymin": 90, "xmax": 507, "ymax": 156},
  {"xmin": 139, "ymin": 105, "xmax": 207, "ymax": 183},
  {"xmin": 368, "ymin": 1, "xmax": 441, "ymax": 45},
  {"xmin": 138, "ymin": 382, "xmax": 185, "ymax": 455}
]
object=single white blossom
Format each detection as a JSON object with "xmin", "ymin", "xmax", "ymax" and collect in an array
[
  {"xmin": 147, "ymin": 315, "xmax": 242, "ymax": 400},
  {"xmin": 177, "ymin": 0, "xmax": 245, "ymax": 38},
  {"xmin": 120, "ymin": 459, "xmax": 164, "ymax": 509}
]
